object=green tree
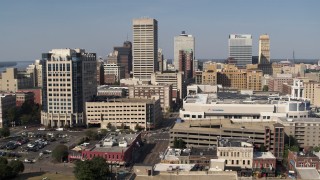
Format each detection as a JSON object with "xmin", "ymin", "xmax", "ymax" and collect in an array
[
  {"xmin": 134, "ymin": 123, "xmax": 143, "ymax": 131},
  {"xmin": 0, "ymin": 157, "xmax": 8, "ymax": 165},
  {"xmin": 74, "ymin": 157, "xmax": 110, "ymax": 180},
  {"xmin": 259, "ymin": 144, "xmax": 267, "ymax": 152},
  {"xmin": 52, "ymin": 144, "xmax": 69, "ymax": 162},
  {"xmin": 173, "ymin": 138, "xmax": 186, "ymax": 149},
  {"xmin": 0, "ymin": 164, "xmax": 14, "ymax": 179},
  {"xmin": 0, "ymin": 127, "xmax": 10, "ymax": 137},
  {"xmin": 262, "ymin": 85, "xmax": 269, "ymax": 92},
  {"xmin": 20, "ymin": 114, "xmax": 32, "ymax": 125},
  {"xmin": 314, "ymin": 146, "xmax": 320, "ymax": 152},
  {"xmin": 85, "ymin": 130, "xmax": 99, "ymax": 140},
  {"xmin": 8, "ymin": 160, "xmax": 24, "ymax": 175}
]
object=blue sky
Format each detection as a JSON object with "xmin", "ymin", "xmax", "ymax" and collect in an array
[{"xmin": 0, "ymin": 0, "xmax": 319, "ymax": 61}]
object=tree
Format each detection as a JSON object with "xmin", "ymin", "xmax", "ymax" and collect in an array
[
  {"xmin": 0, "ymin": 127, "xmax": 10, "ymax": 137},
  {"xmin": 0, "ymin": 157, "xmax": 8, "ymax": 165},
  {"xmin": 85, "ymin": 130, "xmax": 98, "ymax": 140},
  {"xmin": 107, "ymin": 123, "xmax": 112, "ymax": 130},
  {"xmin": 314, "ymin": 146, "xmax": 320, "ymax": 152},
  {"xmin": 8, "ymin": 160, "xmax": 24, "ymax": 175},
  {"xmin": 173, "ymin": 138, "xmax": 186, "ymax": 149},
  {"xmin": 262, "ymin": 85, "xmax": 269, "ymax": 92},
  {"xmin": 259, "ymin": 144, "xmax": 267, "ymax": 152},
  {"xmin": 52, "ymin": 144, "xmax": 69, "ymax": 162},
  {"xmin": 20, "ymin": 114, "xmax": 32, "ymax": 125},
  {"xmin": 134, "ymin": 123, "xmax": 143, "ymax": 131},
  {"xmin": 74, "ymin": 157, "xmax": 110, "ymax": 180}
]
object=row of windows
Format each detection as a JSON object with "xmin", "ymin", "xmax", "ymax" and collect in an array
[
  {"xmin": 226, "ymin": 159, "xmax": 251, "ymax": 166},
  {"xmin": 220, "ymin": 151, "xmax": 252, "ymax": 158}
]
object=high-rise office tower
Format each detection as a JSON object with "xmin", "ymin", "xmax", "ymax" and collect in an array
[
  {"xmin": 228, "ymin": 34, "xmax": 252, "ymax": 68},
  {"xmin": 178, "ymin": 50, "xmax": 193, "ymax": 80},
  {"xmin": 114, "ymin": 41, "xmax": 132, "ymax": 78},
  {"xmin": 258, "ymin": 34, "xmax": 270, "ymax": 64},
  {"xmin": 174, "ymin": 31, "xmax": 195, "ymax": 70},
  {"xmin": 41, "ymin": 48, "xmax": 97, "ymax": 127},
  {"xmin": 26, "ymin": 60, "xmax": 43, "ymax": 87},
  {"xmin": 158, "ymin": 48, "xmax": 164, "ymax": 72},
  {"xmin": 132, "ymin": 18, "xmax": 158, "ymax": 81}
]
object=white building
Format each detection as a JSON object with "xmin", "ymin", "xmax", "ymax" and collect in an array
[
  {"xmin": 180, "ymin": 92, "xmax": 310, "ymax": 121},
  {"xmin": 229, "ymin": 34, "xmax": 252, "ymax": 68},
  {"xmin": 174, "ymin": 31, "xmax": 195, "ymax": 70},
  {"xmin": 41, "ymin": 48, "xmax": 97, "ymax": 127},
  {"xmin": 104, "ymin": 63, "xmax": 125, "ymax": 82},
  {"xmin": 26, "ymin": 59, "xmax": 43, "ymax": 87}
]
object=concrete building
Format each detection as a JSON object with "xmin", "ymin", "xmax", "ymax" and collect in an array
[
  {"xmin": 180, "ymin": 92, "xmax": 310, "ymax": 121},
  {"xmin": 246, "ymin": 69, "xmax": 263, "ymax": 91},
  {"xmin": 258, "ymin": 34, "xmax": 270, "ymax": 64},
  {"xmin": 279, "ymin": 117, "xmax": 320, "ymax": 147},
  {"xmin": 96, "ymin": 60, "xmax": 104, "ymax": 85},
  {"xmin": 0, "ymin": 94, "xmax": 16, "ymax": 127},
  {"xmin": 128, "ymin": 84, "xmax": 172, "ymax": 112},
  {"xmin": 303, "ymin": 81, "xmax": 320, "ymax": 107},
  {"xmin": 228, "ymin": 34, "xmax": 252, "ymax": 68},
  {"xmin": 132, "ymin": 18, "xmax": 158, "ymax": 81},
  {"xmin": 288, "ymin": 150, "xmax": 320, "ymax": 172},
  {"xmin": 151, "ymin": 71, "xmax": 185, "ymax": 102},
  {"xmin": 26, "ymin": 59, "xmax": 43, "ymax": 87},
  {"xmin": 103, "ymin": 63, "xmax": 125, "ymax": 84},
  {"xmin": 0, "ymin": 68, "xmax": 34, "ymax": 92},
  {"xmin": 217, "ymin": 137, "xmax": 253, "ymax": 169},
  {"xmin": 41, "ymin": 48, "xmax": 97, "ymax": 127},
  {"xmin": 114, "ymin": 41, "xmax": 132, "ymax": 78},
  {"xmin": 97, "ymin": 85, "xmax": 127, "ymax": 97},
  {"xmin": 174, "ymin": 31, "xmax": 195, "ymax": 71},
  {"xmin": 170, "ymin": 119, "xmax": 285, "ymax": 160},
  {"xmin": 202, "ymin": 63, "xmax": 217, "ymax": 85},
  {"xmin": 158, "ymin": 48, "xmax": 164, "ymax": 72},
  {"xmin": 86, "ymin": 97, "xmax": 162, "ymax": 130},
  {"xmin": 268, "ymin": 74, "xmax": 293, "ymax": 93}
]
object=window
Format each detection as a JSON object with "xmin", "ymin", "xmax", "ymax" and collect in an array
[
  {"xmin": 243, "ymin": 160, "xmax": 245, "ymax": 165},
  {"xmin": 247, "ymin": 160, "xmax": 250, "ymax": 165}
]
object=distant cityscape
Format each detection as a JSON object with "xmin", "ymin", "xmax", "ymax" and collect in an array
[{"xmin": 1, "ymin": 17, "xmax": 320, "ymax": 180}]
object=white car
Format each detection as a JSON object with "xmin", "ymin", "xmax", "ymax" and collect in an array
[{"xmin": 38, "ymin": 127, "xmax": 46, "ymax": 131}]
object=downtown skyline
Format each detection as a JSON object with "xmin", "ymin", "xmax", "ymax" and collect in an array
[{"xmin": 1, "ymin": 0, "xmax": 319, "ymax": 62}]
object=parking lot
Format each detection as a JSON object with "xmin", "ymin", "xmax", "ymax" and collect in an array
[{"xmin": 0, "ymin": 129, "xmax": 85, "ymax": 164}]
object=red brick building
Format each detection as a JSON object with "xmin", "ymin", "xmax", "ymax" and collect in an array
[
  {"xmin": 15, "ymin": 92, "xmax": 34, "ymax": 107},
  {"xmin": 18, "ymin": 88, "xmax": 42, "ymax": 105},
  {"xmin": 253, "ymin": 151, "xmax": 276, "ymax": 177},
  {"xmin": 69, "ymin": 133, "xmax": 141, "ymax": 165},
  {"xmin": 288, "ymin": 150, "xmax": 320, "ymax": 171}
]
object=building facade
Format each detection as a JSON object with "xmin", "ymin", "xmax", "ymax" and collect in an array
[
  {"xmin": 41, "ymin": 48, "xmax": 97, "ymax": 127},
  {"xmin": 15, "ymin": 92, "xmax": 34, "ymax": 107},
  {"xmin": 132, "ymin": 18, "xmax": 158, "ymax": 81},
  {"xmin": 174, "ymin": 31, "xmax": 195, "ymax": 71},
  {"xmin": 26, "ymin": 59, "xmax": 43, "ymax": 87},
  {"xmin": 258, "ymin": 34, "xmax": 270, "ymax": 64},
  {"xmin": 86, "ymin": 97, "xmax": 162, "ymax": 130},
  {"xmin": 229, "ymin": 34, "xmax": 252, "ymax": 68},
  {"xmin": 0, "ymin": 94, "xmax": 16, "ymax": 128},
  {"xmin": 128, "ymin": 84, "xmax": 172, "ymax": 112},
  {"xmin": 0, "ymin": 68, "xmax": 33, "ymax": 92}
]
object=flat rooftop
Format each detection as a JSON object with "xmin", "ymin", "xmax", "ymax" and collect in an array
[
  {"xmin": 171, "ymin": 119, "xmax": 275, "ymax": 133},
  {"xmin": 184, "ymin": 92, "xmax": 309, "ymax": 105},
  {"xmin": 218, "ymin": 137, "xmax": 253, "ymax": 148},
  {"xmin": 279, "ymin": 117, "xmax": 320, "ymax": 123},
  {"xmin": 89, "ymin": 97, "xmax": 156, "ymax": 103},
  {"xmin": 84, "ymin": 133, "xmax": 140, "ymax": 153},
  {"xmin": 296, "ymin": 167, "xmax": 320, "ymax": 180},
  {"xmin": 253, "ymin": 152, "xmax": 276, "ymax": 159}
]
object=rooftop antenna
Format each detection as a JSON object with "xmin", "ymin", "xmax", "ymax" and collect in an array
[{"xmin": 126, "ymin": 33, "xmax": 129, "ymax": 41}]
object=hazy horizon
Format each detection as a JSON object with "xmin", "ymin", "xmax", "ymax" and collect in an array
[{"xmin": 1, "ymin": 0, "xmax": 319, "ymax": 62}]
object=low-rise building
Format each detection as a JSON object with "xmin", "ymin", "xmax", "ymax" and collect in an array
[
  {"xmin": 15, "ymin": 91, "xmax": 34, "ymax": 107},
  {"xmin": 128, "ymin": 84, "xmax": 172, "ymax": 112},
  {"xmin": 17, "ymin": 88, "xmax": 42, "ymax": 105},
  {"xmin": 288, "ymin": 150, "xmax": 320, "ymax": 172},
  {"xmin": 170, "ymin": 119, "xmax": 285, "ymax": 160},
  {"xmin": 69, "ymin": 133, "xmax": 141, "ymax": 165},
  {"xmin": 253, "ymin": 151, "xmax": 276, "ymax": 177},
  {"xmin": 97, "ymin": 85, "xmax": 127, "ymax": 97},
  {"xmin": 86, "ymin": 97, "xmax": 162, "ymax": 130}
]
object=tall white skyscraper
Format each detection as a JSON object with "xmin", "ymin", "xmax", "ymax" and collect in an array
[
  {"xmin": 228, "ymin": 34, "xmax": 252, "ymax": 68},
  {"xmin": 132, "ymin": 18, "xmax": 158, "ymax": 81},
  {"xmin": 258, "ymin": 34, "xmax": 270, "ymax": 64},
  {"xmin": 174, "ymin": 31, "xmax": 195, "ymax": 70},
  {"xmin": 41, "ymin": 48, "xmax": 97, "ymax": 127}
]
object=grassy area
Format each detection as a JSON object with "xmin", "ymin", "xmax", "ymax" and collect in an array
[{"xmin": 15, "ymin": 172, "xmax": 76, "ymax": 180}]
